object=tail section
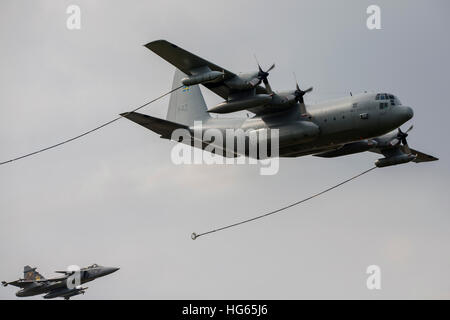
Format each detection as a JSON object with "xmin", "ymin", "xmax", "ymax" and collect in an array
[
  {"xmin": 23, "ymin": 265, "xmax": 45, "ymax": 281},
  {"xmin": 167, "ymin": 69, "xmax": 210, "ymax": 126}
]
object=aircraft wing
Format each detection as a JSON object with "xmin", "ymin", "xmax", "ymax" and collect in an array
[
  {"xmin": 2, "ymin": 280, "xmax": 30, "ymax": 288},
  {"xmin": 144, "ymin": 40, "xmax": 267, "ymax": 100},
  {"xmin": 369, "ymin": 146, "xmax": 438, "ymax": 163},
  {"xmin": 312, "ymin": 139, "xmax": 438, "ymax": 165}
]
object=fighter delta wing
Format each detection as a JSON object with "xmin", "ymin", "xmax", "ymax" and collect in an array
[
  {"xmin": 2, "ymin": 280, "xmax": 31, "ymax": 288},
  {"xmin": 2, "ymin": 265, "xmax": 68, "ymax": 289}
]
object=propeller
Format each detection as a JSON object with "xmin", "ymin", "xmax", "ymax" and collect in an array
[
  {"xmin": 293, "ymin": 73, "xmax": 313, "ymax": 104},
  {"xmin": 249, "ymin": 55, "xmax": 275, "ymax": 94},
  {"xmin": 257, "ymin": 62, "xmax": 275, "ymax": 84},
  {"xmin": 390, "ymin": 125, "xmax": 413, "ymax": 152}
]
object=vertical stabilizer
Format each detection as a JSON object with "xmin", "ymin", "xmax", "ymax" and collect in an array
[
  {"xmin": 23, "ymin": 265, "xmax": 45, "ymax": 281},
  {"xmin": 167, "ymin": 69, "xmax": 210, "ymax": 126}
]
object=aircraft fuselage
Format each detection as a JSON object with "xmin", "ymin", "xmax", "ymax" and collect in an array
[{"xmin": 196, "ymin": 92, "xmax": 413, "ymax": 158}]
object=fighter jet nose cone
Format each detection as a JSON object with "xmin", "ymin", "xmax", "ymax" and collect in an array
[{"xmin": 106, "ymin": 267, "xmax": 120, "ymax": 274}]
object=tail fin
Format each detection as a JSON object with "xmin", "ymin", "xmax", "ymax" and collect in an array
[
  {"xmin": 23, "ymin": 265, "xmax": 45, "ymax": 281},
  {"xmin": 167, "ymin": 69, "xmax": 210, "ymax": 126}
]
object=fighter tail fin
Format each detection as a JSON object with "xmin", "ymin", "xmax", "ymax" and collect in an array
[
  {"xmin": 166, "ymin": 68, "xmax": 210, "ymax": 126},
  {"xmin": 23, "ymin": 265, "xmax": 45, "ymax": 281}
]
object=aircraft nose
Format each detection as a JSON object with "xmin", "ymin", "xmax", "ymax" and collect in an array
[
  {"xmin": 404, "ymin": 106, "xmax": 414, "ymax": 120},
  {"xmin": 103, "ymin": 267, "xmax": 120, "ymax": 275}
]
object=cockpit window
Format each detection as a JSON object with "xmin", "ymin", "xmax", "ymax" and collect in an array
[
  {"xmin": 376, "ymin": 93, "xmax": 389, "ymax": 100},
  {"xmin": 379, "ymin": 102, "xmax": 388, "ymax": 110},
  {"xmin": 376, "ymin": 93, "xmax": 401, "ymax": 105}
]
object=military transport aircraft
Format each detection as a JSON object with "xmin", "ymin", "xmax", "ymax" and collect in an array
[
  {"xmin": 121, "ymin": 39, "xmax": 437, "ymax": 167},
  {"xmin": 2, "ymin": 264, "xmax": 119, "ymax": 300}
]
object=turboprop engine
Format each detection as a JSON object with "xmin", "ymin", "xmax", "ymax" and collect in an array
[{"xmin": 225, "ymin": 61, "xmax": 275, "ymax": 91}]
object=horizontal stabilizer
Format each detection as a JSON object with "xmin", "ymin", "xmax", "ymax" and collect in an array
[
  {"xmin": 122, "ymin": 112, "xmax": 237, "ymax": 158},
  {"xmin": 120, "ymin": 112, "xmax": 188, "ymax": 139}
]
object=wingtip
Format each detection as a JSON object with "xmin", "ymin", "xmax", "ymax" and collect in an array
[
  {"xmin": 120, "ymin": 112, "xmax": 132, "ymax": 118},
  {"xmin": 426, "ymin": 154, "xmax": 439, "ymax": 161},
  {"xmin": 143, "ymin": 39, "xmax": 170, "ymax": 50}
]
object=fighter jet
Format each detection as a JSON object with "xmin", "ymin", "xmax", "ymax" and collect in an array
[
  {"xmin": 121, "ymin": 40, "xmax": 437, "ymax": 167},
  {"xmin": 2, "ymin": 264, "xmax": 119, "ymax": 300}
]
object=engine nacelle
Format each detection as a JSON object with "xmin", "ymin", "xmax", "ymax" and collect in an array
[
  {"xmin": 224, "ymin": 72, "xmax": 259, "ymax": 90},
  {"xmin": 270, "ymin": 92, "xmax": 297, "ymax": 106}
]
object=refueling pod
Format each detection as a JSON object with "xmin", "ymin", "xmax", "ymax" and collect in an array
[
  {"xmin": 375, "ymin": 153, "xmax": 417, "ymax": 168},
  {"xmin": 208, "ymin": 94, "xmax": 272, "ymax": 114},
  {"xmin": 181, "ymin": 70, "xmax": 224, "ymax": 86}
]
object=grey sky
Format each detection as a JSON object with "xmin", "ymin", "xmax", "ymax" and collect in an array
[{"xmin": 0, "ymin": 0, "xmax": 449, "ymax": 299}]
